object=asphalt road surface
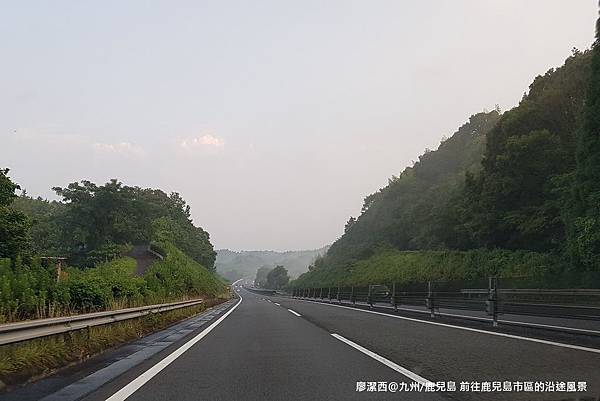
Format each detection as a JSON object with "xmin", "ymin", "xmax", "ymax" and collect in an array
[{"xmin": 6, "ymin": 286, "xmax": 600, "ymax": 401}]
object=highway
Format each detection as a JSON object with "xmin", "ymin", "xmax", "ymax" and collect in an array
[{"xmin": 6, "ymin": 286, "xmax": 600, "ymax": 401}]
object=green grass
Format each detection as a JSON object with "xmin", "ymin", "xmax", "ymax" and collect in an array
[{"xmin": 291, "ymin": 247, "xmax": 565, "ymax": 288}]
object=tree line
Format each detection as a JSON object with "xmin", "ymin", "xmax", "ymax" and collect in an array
[{"xmin": 1, "ymin": 175, "xmax": 216, "ymax": 270}]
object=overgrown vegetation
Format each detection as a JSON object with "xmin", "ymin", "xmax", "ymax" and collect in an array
[
  {"xmin": 0, "ymin": 249, "xmax": 226, "ymax": 323},
  {"xmin": 293, "ymin": 248, "xmax": 564, "ymax": 288}
]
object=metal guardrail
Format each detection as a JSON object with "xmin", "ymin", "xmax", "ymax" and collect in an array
[
  {"xmin": 0, "ymin": 298, "xmax": 204, "ymax": 346},
  {"xmin": 291, "ymin": 279, "xmax": 600, "ymax": 328}
]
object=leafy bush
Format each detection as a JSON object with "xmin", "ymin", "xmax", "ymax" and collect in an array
[
  {"xmin": 0, "ymin": 245, "xmax": 227, "ymax": 322},
  {"xmin": 65, "ymin": 280, "xmax": 110, "ymax": 310}
]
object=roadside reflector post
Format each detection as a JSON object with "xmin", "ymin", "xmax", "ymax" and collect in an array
[
  {"xmin": 426, "ymin": 281, "xmax": 435, "ymax": 318},
  {"xmin": 487, "ymin": 277, "xmax": 499, "ymax": 327},
  {"xmin": 351, "ymin": 286, "xmax": 356, "ymax": 305},
  {"xmin": 367, "ymin": 285, "xmax": 373, "ymax": 308},
  {"xmin": 327, "ymin": 287, "xmax": 332, "ymax": 302},
  {"xmin": 337, "ymin": 286, "xmax": 341, "ymax": 303},
  {"xmin": 391, "ymin": 282, "xmax": 397, "ymax": 310},
  {"xmin": 319, "ymin": 287, "xmax": 323, "ymax": 299}
]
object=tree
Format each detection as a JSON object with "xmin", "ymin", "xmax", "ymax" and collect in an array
[
  {"xmin": 344, "ymin": 217, "xmax": 356, "ymax": 233},
  {"xmin": 52, "ymin": 179, "xmax": 216, "ymax": 269},
  {"xmin": 462, "ymin": 51, "xmax": 592, "ymax": 252},
  {"xmin": 0, "ymin": 169, "xmax": 30, "ymax": 259},
  {"xmin": 12, "ymin": 194, "xmax": 65, "ymax": 255},
  {"xmin": 266, "ymin": 265, "xmax": 289, "ymax": 289},
  {"xmin": 255, "ymin": 266, "xmax": 271, "ymax": 288},
  {"xmin": 570, "ymin": 7, "xmax": 600, "ymax": 269}
]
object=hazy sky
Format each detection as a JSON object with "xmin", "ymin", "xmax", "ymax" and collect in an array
[{"xmin": 1, "ymin": 1, "xmax": 597, "ymax": 251}]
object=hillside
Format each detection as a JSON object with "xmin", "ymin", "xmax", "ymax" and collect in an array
[
  {"xmin": 296, "ymin": 49, "xmax": 596, "ymax": 287},
  {"xmin": 216, "ymin": 246, "xmax": 329, "ymax": 281},
  {"xmin": 322, "ymin": 109, "xmax": 500, "ymax": 269}
]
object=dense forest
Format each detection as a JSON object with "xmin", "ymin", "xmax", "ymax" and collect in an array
[
  {"xmin": 295, "ymin": 43, "xmax": 600, "ymax": 287},
  {"xmin": 0, "ymin": 174, "xmax": 224, "ymax": 322}
]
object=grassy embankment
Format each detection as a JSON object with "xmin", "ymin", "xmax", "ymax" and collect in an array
[{"xmin": 291, "ymin": 247, "xmax": 566, "ymax": 288}]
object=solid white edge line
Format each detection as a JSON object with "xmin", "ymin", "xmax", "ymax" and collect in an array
[
  {"xmin": 353, "ymin": 302, "xmax": 600, "ymax": 335},
  {"xmin": 105, "ymin": 280, "xmax": 244, "ymax": 401},
  {"xmin": 287, "ymin": 309, "xmax": 302, "ymax": 317},
  {"xmin": 295, "ymin": 299, "xmax": 600, "ymax": 354},
  {"xmin": 331, "ymin": 333, "xmax": 432, "ymax": 385}
]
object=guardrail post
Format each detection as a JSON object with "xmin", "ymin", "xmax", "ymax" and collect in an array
[
  {"xmin": 487, "ymin": 277, "xmax": 499, "ymax": 327},
  {"xmin": 327, "ymin": 287, "xmax": 332, "ymax": 302},
  {"xmin": 367, "ymin": 285, "xmax": 373, "ymax": 308},
  {"xmin": 337, "ymin": 286, "xmax": 341, "ymax": 303},
  {"xmin": 351, "ymin": 286, "xmax": 356, "ymax": 305},
  {"xmin": 391, "ymin": 282, "xmax": 397, "ymax": 311},
  {"xmin": 319, "ymin": 287, "xmax": 323, "ymax": 299},
  {"xmin": 426, "ymin": 281, "xmax": 435, "ymax": 317}
]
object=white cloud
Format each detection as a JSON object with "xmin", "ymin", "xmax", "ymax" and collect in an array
[
  {"xmin": 92, "ymin": 141, "xmax": 144, "ymax": 156},
  {"xmin": 180, "ymin": 134, "xmax": 225, "ymax": 149}
]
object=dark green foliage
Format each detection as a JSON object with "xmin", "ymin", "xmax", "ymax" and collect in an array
[
  {"xmin": 254, "ymin": 266, "xmax": 271, "ymax": 288},
  {"xmin": 569, "ymin": 13, "xmax": 600, "ymax": 269},
  {"xmin": 266, "ymin": 265, "xmax": 289, "ymax": 289},
  {"xmin": 0, "ymin": 169, "xmax": 30, "ymax": 259},
  {"xmin": 464, "ymin": 51, "xmax": 592, "ymax": 252},
  {"xmin": 152, "ymin": 216, "xmax": 215, "ymax": 270},
  {"xmin": 293, "ymin": 247, "xmax": 564, "ymax": 288},
  {"xmin": 12, "ymin": 194, "xmax": 64, "ymax": 256},
  {"xmin": 323, "ymin": 111, "xmax": 500, "ymax": 269},
  {"xmin": 52, "ymin": 179, "xmax": 216, "ymax": 269},
  {"xmin": 66, "ymin": 280, "xmax": 111, "ymax": 310}
]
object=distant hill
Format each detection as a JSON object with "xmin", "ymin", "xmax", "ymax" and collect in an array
[{"xmin": 216, "ymin": 246, "xmax": 329, "ymax": 281}]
